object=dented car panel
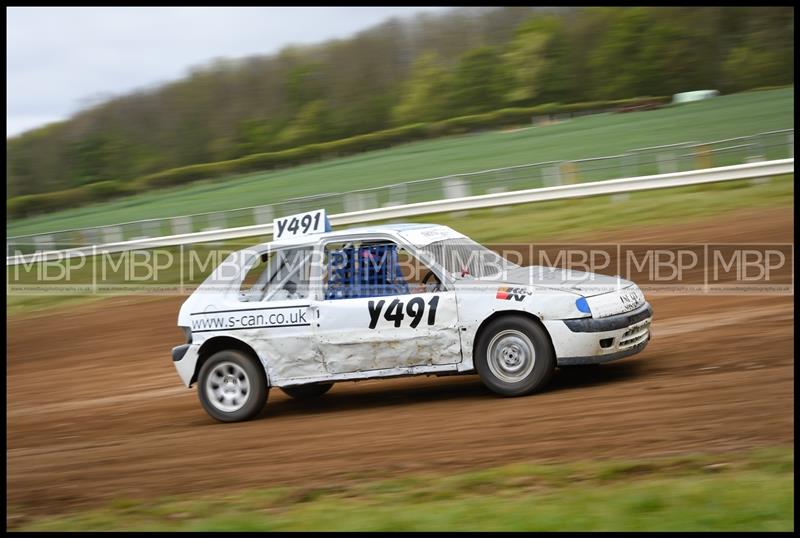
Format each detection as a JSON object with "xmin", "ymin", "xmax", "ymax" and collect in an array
[
  {"xmin": 172, "ymin": 222, "xmax": 652, "ymax": 391},
  {"xmin": 316, "ymin": 291, "xmax": 462, "ymax": 374}
]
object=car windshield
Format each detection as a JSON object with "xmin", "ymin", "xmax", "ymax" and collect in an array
[{"xmin": 417, "ymin": 237, "xmax": 520, "ymax": 279}]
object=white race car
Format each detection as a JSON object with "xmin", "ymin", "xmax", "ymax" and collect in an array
[{"xmin": 172, "ymin": 210, "xmax": 653, "ymax": 422}]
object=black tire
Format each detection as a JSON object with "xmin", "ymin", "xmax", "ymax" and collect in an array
[
  {"xmin": 281, "ymin": 383, "xmax": 334, "ymax": 400},
  {"xmin": 197, "ymin": 349, "xmax": 268, "ymax": 423},
  {"xmin": 474, "ymin": 315, "xmax": 555, "ymax": 397}
]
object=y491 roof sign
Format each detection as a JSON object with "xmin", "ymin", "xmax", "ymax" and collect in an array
[{"xmin": 273, "ymin": 208, "xmax": 330, "ymax": 241}]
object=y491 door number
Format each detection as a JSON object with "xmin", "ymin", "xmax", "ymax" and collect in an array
[{"xmin": 367, "ymin": 296, "xmax": 440, "ymax": 329}]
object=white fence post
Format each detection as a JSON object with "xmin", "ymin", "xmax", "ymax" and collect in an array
[
  {"xmin": 542, "ymin": 165, "xmax": 561, "ymax": 187},
  {"xmin": 172, "ymin": 216, "xmax": 193, "ymax": 236},
  {"xmin": 384, "ymin": 183, "xmax": 408, "ymax": 207},
  {"xmin": 443, "ymin": 176, "xmax": 470, "ymax": 218},
  {"xmin": 443, "ymin": 176, "xmax": 469, "ymax": 199},
  {"xmin": 343, "ymin": 194, "xmax": 359, "ymax": 213},
  {"xmin": 34, "ymin": 234, "xmax": 54, "ymax": 252},
  {"xmin": 363, "ymin": 192, "xmax": 378, "ymax": 211},
  {"xmin": 103, "ymin": 226, "xmax": 123, "ymax": 244},
  {"xmin": 657, "ymin": 153, "xmax": 677, "ymax": 174},
  {"xmin": 253, "ymin": 206, "xmax": 273, "ymax": 225}
]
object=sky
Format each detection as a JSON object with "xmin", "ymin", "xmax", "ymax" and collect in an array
[{"xmin": 6, "ymin": 6, "xmax": 451, "ymax": 138}]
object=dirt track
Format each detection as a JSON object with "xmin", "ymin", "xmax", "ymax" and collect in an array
[{"xmin": 6, "ymin": 207, "xmax": 794, "ymax": 522}]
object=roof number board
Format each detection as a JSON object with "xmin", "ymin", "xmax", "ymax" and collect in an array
[{"xmin": 273, "ymin": 209, "xmax": 330, "ymax": 241}]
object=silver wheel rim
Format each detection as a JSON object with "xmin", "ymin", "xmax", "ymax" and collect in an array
[
  {"xmin": 206, "ymin": 361, "xmax": 250, "ymax": 413},
  {"xmin": 487, "ymin": 329, "xmax": 536, "ymax": 383}
]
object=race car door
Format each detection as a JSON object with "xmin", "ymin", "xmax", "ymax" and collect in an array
[
  {"xmin": 314, "ymin": 238, "xmax": 462, "ymax": 375},
  {"xmin": 226, "ymin": 245, "xmax": 324, "ymax": 380}
]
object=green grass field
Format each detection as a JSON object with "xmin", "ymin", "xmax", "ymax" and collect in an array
[
  {"xmin": 7, "ymin": 87, "xmax": 793, "ymax": 237},
  {"xmin": 10, "ymin": 446, "xmax": 793, "ymax": 531}
]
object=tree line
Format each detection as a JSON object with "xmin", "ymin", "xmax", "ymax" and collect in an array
[{"xmin": 7, "ymin": 6, "xmax": 794, "ymax": 200}]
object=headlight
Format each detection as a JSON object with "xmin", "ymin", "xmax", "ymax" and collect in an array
[
  {"xmin": 181, "ymin": 326, "xmax": 193, "ymax": 344},
  {"xmin": 575, "ymin": 297, "xmax": 592, "ymax": 314}
]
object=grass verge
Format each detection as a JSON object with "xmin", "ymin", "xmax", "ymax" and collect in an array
[{"xmin": 9, "ymin": 446, "xmax": 793, "ymax": 531}]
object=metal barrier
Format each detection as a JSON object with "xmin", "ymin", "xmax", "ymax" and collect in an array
[{"xmin": 7, "ymin": 158, "xmax": 794, "ymax": 266}]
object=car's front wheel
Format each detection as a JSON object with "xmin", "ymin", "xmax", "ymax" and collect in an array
[
  {"xmin": 281, "ymin": 383, "xmax": 334, "ymax": 400},
  {"xmin": 198, "ymin": 349, "xmax": 268, "ymax": 422},
  {"xmin": 474, "ymin": 315, "xmax": 555, "ymax": 397}
]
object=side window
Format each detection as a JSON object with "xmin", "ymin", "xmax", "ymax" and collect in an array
[
  {"xmin": 322, "ymin": 240, "xmax": 442, "ymax": 300},
  {"xmin": 239, "ymin": 252, "xmax": 271, "ymax": 293},
  {"xmin": 239, "ymin": 247, "xmax": 312, "ymax": 302},
  {"xmin": 396, "ymin": 249, "xmax": 444, "ymax": 294}
]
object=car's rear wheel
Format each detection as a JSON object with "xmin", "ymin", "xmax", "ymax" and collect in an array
[
  {"xmin": 198, "ymin": 349, "xmax": 267, "ymax": 422},
  {"xmin": 475, "ymin": 315, "xmax": 555, "ymax": 397},
  {"xmin": 281, "ymin": 383, "xmax": 334, "ymax": 400}
]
